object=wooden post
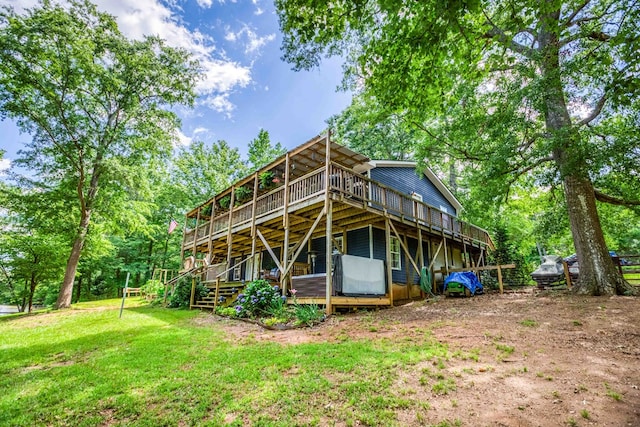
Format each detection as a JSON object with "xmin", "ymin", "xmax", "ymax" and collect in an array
[
  {"xmin": 417, "ymin": 228, "xmax": 425, "ymax": 297},
  {"xmin": 250, "ymin": 173, "xmax": 259, "ymax": 280},
  {"xmin": 207, "ymin": 200, "xmax": 215, "ymax": 257},
  {"xmin": 193, "ymin": 207, "xmax": 201, "ymax": 257},
  {"xmin": 282, "ymin": 153, "xmax": 291, "ymax": 295},
  {"xmin": 385, "ymin": 217, "xmax": 394, "ymax": 305},
  {"xmin": 563, "ymin": 261, "xmax": 572, "ymax": 288},
  {"xmin": 497, "ymin": 265, "xmax": 504, "ymax": 294},
  {"xmin": 225, "ymin": 188, "xmax": 236, "ymax": 281},
  {"xmin": 324, "ymin": 132, "xmax": 333, "ymax": 315},
  {"xmin": 443, "ymin": 236, "xmax": 449, "ymax": 277},
  {"xmin": 189, "ymin": 276, "xmax": 196, "ymax": 309},
  {"xmin": 213, "ymin": 278, "xmax": 221, "ymax": 310}
]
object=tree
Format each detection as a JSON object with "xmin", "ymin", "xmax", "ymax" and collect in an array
[
  {"xmin": 276, "ymin": 0, "xmax": 640, "ymax": 295},
  {"xmin": 247, "ymin": 129, "xmax": 286, "ymax": 171},
  {"xmin": 0, "ymin": 185, "xmax": 69, "ymax": 312},
  {"xmin": 0, "ymin": 0, "xmax": 199, "ymax": 308},
  {"xmin": 172, "ymin": 140, "xmax": 246, "ymax": 207},
  {"xmin": 326, "ymin": 94, "xmax": 418, "ymax": 161}
]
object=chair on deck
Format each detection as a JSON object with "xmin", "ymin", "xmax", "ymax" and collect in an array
[{"xmin": 262, "ymin": 268, "xmax": 281, "ymax": 282}]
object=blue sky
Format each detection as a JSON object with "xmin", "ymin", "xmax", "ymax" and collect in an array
[{"xmin": 0, "ymin": 0, "xmax": 352, "ymax": 172}]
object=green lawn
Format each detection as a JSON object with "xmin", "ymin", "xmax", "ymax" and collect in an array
[{"xmin": 0, "ymin": 299, "xmax": 450, "ymax": 426}]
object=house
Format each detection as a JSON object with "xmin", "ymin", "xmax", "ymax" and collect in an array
[{"xmin": 180, "ymin": 134, "xmax": 493, "ymax": 313}]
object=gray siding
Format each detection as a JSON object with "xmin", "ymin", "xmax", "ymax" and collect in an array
[
  {"xmin": 308, "ymin": 227, "xmax": 436, "ymax": 285},
  {"xmin": 347, "ymin": 227, "xmax": 370, "ymax": 258},
  {"xmin": 370, "ymin": 167, "xmax": 456, "ymax": 215}
]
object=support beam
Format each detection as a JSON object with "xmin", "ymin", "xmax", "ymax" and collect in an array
[
  {"xmin": 443, "ymin": 236, "xmax": 449, "ymax": 277},
  {"xmin": 225, "ymin": 188, "xmax": 236, "ymax": 279},
  {"xmin": 417, "ymin": 228, "xmax": 425, "ymax": 298},
  {"xmin": 250, "ymin": 172, "xmax": 259, "ymax": 280},
  {"xmin": 283, "ymin": 207, "xmax": 326, "ymax": 278},
  {"xmin": 256, "ymin": 229, "xmax": 283, "ymax": 273},
  {"xmin": 385, "ymin": 217, "xmax": 394, "ymax": 305},
  {"xmin": 324, "ymin": 132, "xmax": 333, "ymax": 315},
  {"xmin": 282, "ymin": 153, "xmax": 291, "ymax": 294},
  {"xmin": 389, "ymin": 221, "xmax": 421, "ymax": 277}
]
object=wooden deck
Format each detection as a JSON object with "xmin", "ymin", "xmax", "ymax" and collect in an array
[
  {"xmin": 181, "ymin": 135, "xmax": 493, "ymax": 313},
  {"xmin": 184, "ymin": 163, "xmax": 491, "ymax": 256}
]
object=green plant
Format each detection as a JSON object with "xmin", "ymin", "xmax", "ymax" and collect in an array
[
  {"xmin": 431, "ymin": 378, "xmax": 456, "ymax": 395},
  {"xmin": 580, "ymin": 409, "xmax": 590, "ymax": 419},
  {"xmin": 604, "ymin": 383, "xmax": 622, "ymax": 401},
  {"xmin": 168, "ymin": 276, "xmax": 208, "ymax": 309},
  {"xmin": 218, "ymin": 195, "xmax": 231, "ymax": 209},
  {"xmin": 141, "ymin": 279, "xmax": 165, "ymax": 301},
  {"xmin": 519, "ymin": 319, "xmax": 538, "ymax": 327},
  {"xmin": 496, "ymin": 343, "xmax": 515, "ymax": 355},
  {"xmin": 201, "ymin": 203, "xmax": 212, "ymax": 217},
  {"xmin": 215, "ymin": 306, "xmax": 238, "ymax": 317},
  {"xmin": 294, "ymin": 303, "xmax": 324, "ymax": 326},
  {"xmin": 233, "ymin": 186, "xmax": 252, "ymax": 204},
  {"xmin": 234, "ymin": 280, "xmax": 284, "ymax": 318},
  {"xmin": 259, "ymin": 170, "xmax": 275, "ymax": 189}
]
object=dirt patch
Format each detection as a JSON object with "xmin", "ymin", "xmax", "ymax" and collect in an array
[{"xmin": 195, "ymin": 290, "xmax": 640, "ymax": 426}]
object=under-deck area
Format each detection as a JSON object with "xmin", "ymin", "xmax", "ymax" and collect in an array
[{"xmin": 180, "ymin": 135, "xmax": 493, "ymax": 312}]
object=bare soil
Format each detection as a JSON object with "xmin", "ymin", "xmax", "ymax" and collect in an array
[{"xmin": 208, "ymin": 290, "xmax": 640, "ymax": 426}]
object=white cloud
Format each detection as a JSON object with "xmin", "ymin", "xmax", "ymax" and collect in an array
[
  {"xmin": 196, "ymin": 0, "xmax": 213, "ymax": 8},
  {"xmin": 202, "ymin": 95, "xmax": 236, "ymax": 117},
  {"xmin": 246, "ymin": 31, "xmax": 275, "ymax": 54},
  {"xmin": 175, "ymin": 129, "xmax": 193, "ymax": 146},
  {"xmin": 224, "ymin": 24, "xmax": 275, "ymax": 55},
  {"xmin": 193, "ymin": 127, "xmax": 209, "ymax": 136},
  {"xmin": 97, "ymin": 0, "xmax": 254, "ymax": 114},
  {"xmin": 254, "ymin": 7, "xmax": 264, "ymax": 16},
  {"xmin": 0, "ymin": 0, "xmax": 254, "ymax": 117},
  {"xmin": 0, "ymin": 158, "xmax": 11, "ymax": 174},
  {"xmin": 225, "ymin": 27, "xmax": 237, "ymax": 42}
]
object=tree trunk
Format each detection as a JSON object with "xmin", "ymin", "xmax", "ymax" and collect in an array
[
  {"xmin": 28, "ymin": 271, "xmax": 36, "ymax": 313},
  {"xmin": 55, "ymin": 209, "xmax": 91, "ymax": 309},
  {"xmin": 538, "ymin": 8, "xmax": 632, "ymax": 296},
  {"xmin": 563, "ymin": 176, "xmax": 631, "ymax": 295}
]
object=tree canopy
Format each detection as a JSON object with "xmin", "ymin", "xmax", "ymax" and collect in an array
[
  {"xmin": 0, "ymin": 0, "xmax": 200, "ymax": 308},
  {"xmin": 277, "ymin": 0, "xmax": 640, "ymax": 295},
  {"xmin": 247, "ymin": 129, "xmax": 287, "ymax": 171}
]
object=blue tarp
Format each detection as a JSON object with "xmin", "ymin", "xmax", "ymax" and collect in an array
[{"xmin": 444, "ymin": 271, "xmax": 483, "ymax": 295}]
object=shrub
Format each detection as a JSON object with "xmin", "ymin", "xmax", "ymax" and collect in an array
[
  {"xmin": 215, "ymin": 306, "xmax": 238, "ymax": 317},
  {"xmin": 294, "ymin": 303, "xmax": 324, "ymax": 326},
  {"xmin": 142, "ymin": 279, "xmax": 164, "ymax": 300},
  {"xmin": 168, "ymin": 276, "xmax": 208, "ymax": 309},
  {"xmin": 234, "ymin": 279, "xmax": 285, "ymax": 318}
]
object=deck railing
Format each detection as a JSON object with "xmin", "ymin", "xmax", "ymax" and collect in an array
[{"xmin": 184, "ymin": 163, "xmax": 491, "ymax": 248}]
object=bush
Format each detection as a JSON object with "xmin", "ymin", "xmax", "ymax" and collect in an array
[
  {"xmin": 294, "ymin": 303, "xmax": 324, "ymax": 326},
  {"xmin": 141, "ymin": 279, "xmax": 164, "ymax": 300},
  {"xmin": 168, "ymin": 276, "xmax": 208, "ymax": 309},
  {"xmin": 215, "ymin": 306, "xmax": 238, "ymax": 317},
  {"xmin": 234, "ymin": 279, "xmax": 285, "ymax": 318}
]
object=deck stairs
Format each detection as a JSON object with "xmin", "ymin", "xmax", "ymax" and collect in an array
[{"xmin": 191, "ymin": 281, "xmax": 246, "ymax": 310}]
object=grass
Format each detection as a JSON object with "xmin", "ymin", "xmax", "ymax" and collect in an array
[
  {"xmin": 604, "ymin": 383, "xmax": 623, "ymax": 401},
  {"xmin": 0, "ymin": 299, "xmax": 452, "ymax": 426},
  {"xmin": 519, "ymin": 319, "xmax": 538, "ymax": 327}
]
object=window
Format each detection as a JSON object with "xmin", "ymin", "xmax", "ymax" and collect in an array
[
  {"xmin": 232, "ymin": 258, "xmax": 242, "ymax": 281},
  {"xmin": 390, "ymin": 237, "xmax": 401, "ymax": 270}
]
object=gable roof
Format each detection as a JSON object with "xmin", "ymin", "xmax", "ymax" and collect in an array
[{"xmin": 367, "ymin": 160, "xmax": 463, "ymax": 213}]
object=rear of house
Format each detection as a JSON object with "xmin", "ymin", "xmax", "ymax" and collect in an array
[{"xmin": 179, "ymin": 135, "xmax": 492, "ymax": 312}]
